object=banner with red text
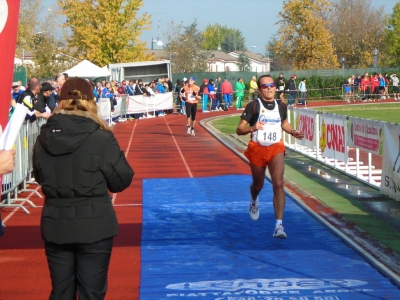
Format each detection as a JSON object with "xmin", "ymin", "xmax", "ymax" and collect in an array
[
  {"xmin": 318, "ymin": 113, "xmax": 348, "ymax": 162},
  {"xmin": 381, "ymin": 122, "xmax": 400, "ymax": 201},
  {"xmin": 0, "ymin": 0, "xmax": 21, "ymax": 131},
  {"xmin": 348, "ymin": 117, "xmax": 383, "ymax": 155},
  {"xmin": 294, "ymin": 108, "xmax": 317, "ymax": 149}
]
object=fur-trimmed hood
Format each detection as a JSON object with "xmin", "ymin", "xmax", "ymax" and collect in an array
[{"xmin": 37, "ymin": 110, "xmax": 101, "ymax": 155}]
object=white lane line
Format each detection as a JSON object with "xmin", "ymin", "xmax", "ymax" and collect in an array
[
  {"xmin": 2, "ymin": 185, "xmax": 42, "ymax": 224},
  {"xmin": 112, "ymin": 120, "xmax": 138, "ymax": 205},
  {"xmin": 164, "ymin": 118, "xmax": 193, "ymax": 178}
]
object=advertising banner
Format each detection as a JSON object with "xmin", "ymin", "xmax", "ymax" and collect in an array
[
  {"xmin": 348, "ymin": 117, "xmax": 383, "ymax": 155},
  {"xmin": 381, "ymin": 122, "xmax": 400, "ymax": 201},
  {"xmin": 294, "ymin": 108, "xmax": 317, "ymax": 149},
  {"xmin": 318, "ymin": 113, "xmax": 348, "ymax": 162}
]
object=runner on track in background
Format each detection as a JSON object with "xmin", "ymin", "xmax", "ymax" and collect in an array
[
  {"xmin": 236, "ymin": 74, "xmax": 304, "ymax": 239},
  {"xmin": 183, "ymin": 77, "xmax": 200, "ymax": 137}
]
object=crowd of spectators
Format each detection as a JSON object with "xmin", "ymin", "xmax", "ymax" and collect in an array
[{"xmin": 11, "ymin": 72, "xmax": 400, "ymax": 124}]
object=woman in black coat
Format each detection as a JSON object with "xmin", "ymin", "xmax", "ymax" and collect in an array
[{"xmin": 33, "ymin": 77, "xmax": 134, "ymax": 300}]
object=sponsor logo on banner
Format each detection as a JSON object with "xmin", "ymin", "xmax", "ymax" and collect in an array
[
  {"xmin": 295, "ymin": 109, "xmax": 317, "ymax": 149},
  {"xmin": 348, "ymin": 117, "xmax": 383, "ymax": 155},
  {"xmin": 319, "ymin": 113, "xmax": 348, "ymax": 162},
  {"xmin": 165, "ymin": 278, "xmax": 372, "ymax": 299},
  {"xmin": 381, "ymin": 123, "xmax": 400, "ymax": 200}
]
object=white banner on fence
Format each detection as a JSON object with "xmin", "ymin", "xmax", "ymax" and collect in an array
[
  {"xmin": 348, "ymin": 117, "xmax": 383, "ymax": 155},
  {"xmin": 294, "ymin": 108, "xmax": 317, "ymax": 149},
  {"xmin": 381, "ymin": 122, "xmax": 400, "ymax": 201},
  {"xmin": 318, "ymin": 113, "xmax": 348, "ymax": 162}
]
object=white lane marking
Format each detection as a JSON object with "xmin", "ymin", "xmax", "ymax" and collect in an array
[
  {"xmin": 112, "ymin": 120, "xmax": 138, "ymax": 205},
  {"xmin": 2, "ymin": 185, "xmax": 42, "ymax": 224},
  {"xmin": 164, "ymin": 118, "xmax": 193, "ymax": 178}
]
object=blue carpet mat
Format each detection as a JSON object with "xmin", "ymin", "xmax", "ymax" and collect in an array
[{"xmin": 140, "ymin": 175, "xmax": 400, "ymax": 300}]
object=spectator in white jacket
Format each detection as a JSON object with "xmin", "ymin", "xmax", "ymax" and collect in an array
[
  {"xmin": 298, "ymin": 78, "xmax": 307, "ymax": 105},
  {"xmin": 390, "ymin": 74, "xmax": 399, "ymax": 100}
]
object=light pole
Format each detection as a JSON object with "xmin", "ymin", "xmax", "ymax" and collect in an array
[
  {"xmin": 340, "ymin": 57, "xmax": 345, "ymax": 70},
  {"xmin": 373, "ymin": 48, "xmax": 379, "ymax": 68}
]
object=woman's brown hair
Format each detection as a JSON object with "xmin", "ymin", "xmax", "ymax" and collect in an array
[{"xmin": 55, "ymin": 99, "xmax": 110, "ymax": 131}]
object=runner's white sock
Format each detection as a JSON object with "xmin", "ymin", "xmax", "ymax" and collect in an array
[{"xmin": 275, "ymin": 219, "xmax": 283, "ymax": 228}]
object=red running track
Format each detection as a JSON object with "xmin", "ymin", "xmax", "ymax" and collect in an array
[{"xmin": 0, "ymin": 98, "xmax": 395, "ymax": 299}]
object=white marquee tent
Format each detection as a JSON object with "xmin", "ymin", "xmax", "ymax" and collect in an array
[{"xmin": 64, "ymin": 59, "xmax": 111, "ymax": 78}]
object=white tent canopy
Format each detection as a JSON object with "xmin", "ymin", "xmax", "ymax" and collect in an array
[{"xmin": 64, "ymin": 59, "xmax": 111, "ymax": 78}]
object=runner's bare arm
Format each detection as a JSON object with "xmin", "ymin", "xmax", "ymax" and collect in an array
[{"xmin": 236, "ymin": 119, "xmax": 264, "ymax": 135}]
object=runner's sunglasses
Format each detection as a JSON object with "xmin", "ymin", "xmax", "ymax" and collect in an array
[{"xmin": 260, "ymin": 83, "xmax": 276, "ymax": 89}]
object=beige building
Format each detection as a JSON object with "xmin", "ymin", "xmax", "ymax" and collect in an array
[{"xmin": 145, "ymin": 49, "xmax": 270, "ymax": 73}]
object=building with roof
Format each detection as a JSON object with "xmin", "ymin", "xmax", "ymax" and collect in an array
[{"xmin": 145, "ymin": 49, "xmax": 270, "ymax": 73}]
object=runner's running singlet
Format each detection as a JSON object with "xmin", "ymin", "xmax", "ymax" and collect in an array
[
  {"xmin": 251, "ymin": 99, "xmax": 282, "ymax": 146},
  {"xmin": 186, "ymin": 87, "xmax": 196, "ymax": 102}
]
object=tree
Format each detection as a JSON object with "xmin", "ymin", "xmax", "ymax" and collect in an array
[
  {"xmin": 201, "ymin": 24, "xmax": 246, "ymax": 52},
  {"xmin": 235, "ymin": 53, "xmax": 251, "ymax": 71},
  {"xmin": 16, "ymin": 0, "xmax": 74, "ymax": 78},
  {"xmin": 327, "ymin": 0, "xmax": 386, "ymax": 68},
  {"xmin": 221, "ymin": 29, "xmax": 246, "ymax": 52},
  {"xmin": 266, "ymin": 36, "xmax": 291, "ymax": 71},
  {"xmin": 383, "ymin": 2, "xmax": 400, "ymax": 67},
  {"xmin": 164, "ymin": 21, "xmax": 207, "ymax": 73},
  {"xmin": 57, "ymin": 0, "xmax": 153, "ymax": 67},
  {"xmin": 274, "ymin": 0, "xmax": 338, "ymax": 70}
]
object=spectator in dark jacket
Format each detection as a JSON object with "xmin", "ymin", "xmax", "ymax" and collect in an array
[
  {"xmin": 33, "ymin": 77, "xmax": 134, "ymax": 300},
  {"xmin": 285, "ymin": 75, "xmax": 297, "ymax": 107}
]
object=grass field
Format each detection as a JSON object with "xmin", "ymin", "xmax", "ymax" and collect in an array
[{"xmin": 211, "ymin": 103, "xmax": 400, "ymax": 134}]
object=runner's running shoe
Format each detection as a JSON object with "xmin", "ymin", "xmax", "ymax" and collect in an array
[
  {"xmin": 273, "ymin": 224, "xmax": 287, "ymax": 239},
  {"xmin": 249, "ymin": 196, "xmax": 259, "ymax": 221},
  {"xmin": 191, "ymin": 129, "xmax": 195, "ymax": 137},
  {"xmin": 187, "ymin": 127, "xmax": 191, "ymax": 135}
]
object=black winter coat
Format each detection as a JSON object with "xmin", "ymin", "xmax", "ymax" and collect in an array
[{"xmin": 33, "ymin": 110, "xmax": 134, "ymax": 244}]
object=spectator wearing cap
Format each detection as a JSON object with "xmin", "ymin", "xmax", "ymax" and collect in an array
[
  {"xmin": 33, "ymin": 82, "xmax": 56, "ymax": 119},
  {"xmin": 199, "ymin": 78, "xmax": 209, "ymax": 113},
  {"xmin": 286, "ymin": 75, "xmax": 297, "ymax": 107},
  {"xmin": 222, "ymin": 78, "xmax": 233, "ymax": 109},
  {"xmin": 11, "ymin": 82, "xmax": 23, "ymax": 100},
  {"xmin": 32, "ymin": 77, "xmax": 134, "ymax": 300}
]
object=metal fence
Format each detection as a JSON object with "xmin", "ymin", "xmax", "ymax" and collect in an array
[{"xmin": 0, "ymin": 119, "xmax": 46, "ymax": 214}]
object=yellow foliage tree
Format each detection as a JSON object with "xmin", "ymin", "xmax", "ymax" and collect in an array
[
  {"xmin": 274, "ymin": 0, "xmax": 338, "ymax": 70},
  {"xmin": 58, "ymin": 0, "xmax": 153, "ymax": 67}
]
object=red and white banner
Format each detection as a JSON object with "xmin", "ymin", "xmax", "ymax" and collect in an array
[
  {"xmin": 0, "ymin": 0, "xmax": 21, "ymax": 130},
  {"xmin": 318, "ymin": 113, "xmax": 348, "ymax": 162},
  {"xmin": 348, "ymin": 117, "xmax": 383, "ymax": 155},
  {"xmin": 294, "ymin": 108, "xmax": 317, "ymax": 149},
  {"xmin": 381, "ymin": 123, "xmax": 400, "ymax": 201}
]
